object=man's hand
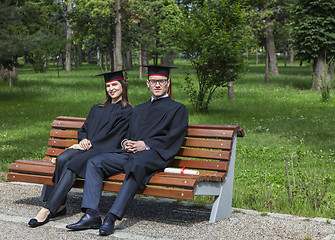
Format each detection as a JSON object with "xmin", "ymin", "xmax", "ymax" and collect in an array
[
  {"xmin": 123, "ymin": 140, "xmax": 146, "ymax": 153},
  {"xmin": 79, "ymin": 138, "xmax": 92, "ymax": 150}
]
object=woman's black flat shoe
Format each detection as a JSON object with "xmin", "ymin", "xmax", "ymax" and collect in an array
[
  {"xmin": 28, "ymin": 215, "xmax": 50, "ymax": 228},
  {"xmin": 50, "ymin": 207, "xmax": 66, "ymax": 218}
]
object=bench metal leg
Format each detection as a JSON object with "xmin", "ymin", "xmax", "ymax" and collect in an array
[
  {"xmin": 39, "ymin": 184, "xmax": 55, "ymax": 202},
  {"xmin": 209, "ymin": 133, "xmax": 237, "ymax": 223},
  {"xmin": 209, "ymin": 181, "xmax": 232, "ymax": 222}
]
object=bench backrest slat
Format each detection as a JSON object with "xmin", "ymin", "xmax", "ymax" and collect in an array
[
  {"xmin": 51, "ymin": 120, "xmax": 83, "ymax": 130},
  {"xmin": 50, "ymin": 129, "xmax": 77, "ymax": 139},
  {"xmin": 177, "ymin": 148, "xmax": 231, "ymax": 161},
  {"xmin": 187, "ymin": 128, "xmax": 234, "ymax": 139},
  {"xmin": 183, "ymin": 138, "xmax": 232, "ymax": 150},
  {"xmin": 48, "ymin": 139, "xmax": 77, "ymax": 148}
]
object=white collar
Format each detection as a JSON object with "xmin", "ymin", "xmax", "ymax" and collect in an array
[{"xmin": 151, "ymin": 94, "xmax": 169, "ymax": 102}]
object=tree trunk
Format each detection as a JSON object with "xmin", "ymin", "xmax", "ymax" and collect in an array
[
  {"xmin": 109, "ymin": 49, "xmax": 114, "ymax": 72},
  {"xmin": 105, "ymin": 52, "xmax": 108, "ymax": 72},
  {"xmin": 114, "ymin": 0, "xmax": 123, "ymax": 71},
  {"xmin": 1, "ymin": 66, "xmax": 18, "ymax": 87},
  {"xmin": 125, "ymin": 50, "xmax": 133, "ymax": 70},
  {"xmin": 266, "ymin": 24, "xmax": 279, "ymax": 75},
  {"xmin": 142, "ymin": 52, "xmax": 149, "ymax": 77},
  {"xmin": 227, "ymin": 81, "xmax": 235, "ymax": 100},
  {"xmin": 65, "ymin": 3, "xmax": 72, "ymax": 73},
  {"xmin": 139, "ymin": 43, "xmax": 143, "ymax": 79},
  {"xmin": 288, "ymin": 30, "xmax": 294, "ymax": 64},
  {"xmin": 255, "ymin": 47, "xmax": 259, "ymax": 65},
  {"xmin": 312, "ymin": 54, "xmax": 325, "ymax": 90},
  {"xmin": 284, "ymin": 51, "xmax": 287, "ymax": 67},
  {"xmin": 139, "ymin": 41, "xmax": 149, "ymax": 78},
  {"xmin": 77, "ymin": 42, "xmax": 83, "ymax": 66},
  {"xmin": 289, "ymin": 46, "xmax": 294, "ymax": 65},
  {"xmin": 265, "ymin": 33, "xmax": 269, "ymax": 84}
]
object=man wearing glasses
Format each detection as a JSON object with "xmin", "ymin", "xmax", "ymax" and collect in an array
[{"xmin": 67, "ymin": 66, "xmax": 189, "ymax": 236}]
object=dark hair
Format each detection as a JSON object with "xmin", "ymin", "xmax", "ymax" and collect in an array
[{"xmin": 99, "ymin": 79, "xmax": 130, "ymax": 109}]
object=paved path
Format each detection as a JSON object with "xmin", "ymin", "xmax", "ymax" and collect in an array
[{"xmin": 0, "ymin": 182, "xmax": 334, "ymax": 239}]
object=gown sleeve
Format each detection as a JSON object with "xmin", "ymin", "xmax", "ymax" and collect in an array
[{"xmin": 77, "ymin": 105, "xmax": 95, "ymax": 142}]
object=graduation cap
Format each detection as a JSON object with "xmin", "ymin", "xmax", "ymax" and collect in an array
[
  {"xmin": 143, "ymin": 65, "xmax": 176, "ymax": 98},
  {"xmin": 144, "ymin": 65, "xmax": 175, "ymax": 78},
  {"xmin": 96, "ymin": 70, "xmax": 125, "ymax": 83}
]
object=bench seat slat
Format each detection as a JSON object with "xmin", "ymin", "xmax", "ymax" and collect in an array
[
  {"xmin": 7, "ymin": 173, "xmax": 194, "ymax": 200},
  {"xmin": 14, "ymin": 157, "xmax": 229, "ymax": 176},
  {"xmin": 8, "ymin": 162, "xmax": 202, "ymax": 189}
]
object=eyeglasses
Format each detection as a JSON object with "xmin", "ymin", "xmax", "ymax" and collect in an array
[{"xmin": 148, "ymin": 79, "xmax": 168, "ymax": 86}]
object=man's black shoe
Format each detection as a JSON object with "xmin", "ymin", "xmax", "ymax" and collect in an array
[
  {"xmin": 99, "ymin": 215, "xmax": 116, "ymax": 236},
  {"xmin": 66, "ymin": 213, "xmax": 102, "ymax": 230}
]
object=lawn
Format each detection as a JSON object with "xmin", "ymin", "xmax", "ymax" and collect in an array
[{"xmin": 1, "ymin": 58, "xmax": 334, "ymax": 219}]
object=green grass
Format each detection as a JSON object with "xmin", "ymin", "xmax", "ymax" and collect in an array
[{"xmin": 1, "ymin": 58, "xmax": 334, "ymax": 219}]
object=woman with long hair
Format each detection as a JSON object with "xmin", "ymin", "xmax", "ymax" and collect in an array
[{"xmin": 28, "ymin": 70, "xmax": 132, "ymax": 228}]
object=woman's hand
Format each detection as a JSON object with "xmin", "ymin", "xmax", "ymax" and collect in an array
[{"xmin": 79, "ymin": 138, "xmax": 92, "ymax": 150}]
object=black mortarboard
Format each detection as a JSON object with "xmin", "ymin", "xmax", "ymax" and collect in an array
[
  {"xmin": 143, "ymin": 65, "xmax": 176, "ymax": 78},
  {"xmin": 96, "ymin": 70, "xmax": 124, "ymax": 83}
]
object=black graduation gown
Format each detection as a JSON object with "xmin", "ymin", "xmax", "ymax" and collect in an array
[
  {"xmin": 123, "ymin": 97, "xmax": 188, "ymax": 189},
  {"xmin": 67, "ymin": 102, "xmax": 132, "ymax": 178}
]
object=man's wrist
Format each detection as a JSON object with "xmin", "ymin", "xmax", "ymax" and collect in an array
[{"xmin": 121, "ymin": 139, "xmax": 128, "ymax": 149}]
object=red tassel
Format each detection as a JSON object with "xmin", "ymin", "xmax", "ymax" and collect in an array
[{"xmin": 168, "ymin": 78, "xmax": 173, "ymax": 98}]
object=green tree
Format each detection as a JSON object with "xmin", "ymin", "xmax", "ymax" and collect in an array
[
  {"xmin": 72, "ymin": 0, "xmax": 136, "ymax": 71},
  {"xmin": 0, "ymin": 0, "xmax": 67, "ymax": 80},
  {"xmin": 0, "ymin": 0, "xmax": 25, "ymax": 86},
  {"xmin": 172, "ymin": 0, "xmax": 247, "ymax": 112},
  {"xmin": 291, "ymin": 0, "xmax": 335, "ymax": 90},
  {"xmin": 130, "ymin": 0, "xmax": 180, "ymax": 77}
]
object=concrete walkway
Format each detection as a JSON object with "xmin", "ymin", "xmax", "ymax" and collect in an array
[{"xmin": 0, "ymin": 182, "xmax": 334, "ymax": 239}]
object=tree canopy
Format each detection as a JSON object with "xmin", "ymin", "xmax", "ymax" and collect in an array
[{"xmin": 171, "ymin": 0, "xmax": 247, "ymax": 111}]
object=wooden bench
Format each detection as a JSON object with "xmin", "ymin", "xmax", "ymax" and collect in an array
[{"xmin": 7, "ymin": 116, "xmax": 244, "ymax": 223}]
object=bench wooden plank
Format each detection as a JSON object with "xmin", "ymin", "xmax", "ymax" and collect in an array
[
  {"xmin": 183, "ymin": 138, "xmax": 232, "ymax": 150},
  {"xmin": 48, "ymin": 139, "xmax": 77, "ymax": 148},
  {"xmin": 170, "ymin": 159, "xmax": 229, "ymax": 172},
  {"xmin": 46, "ymin": 148, "xmax": 66, "ymax": 157},
  {"xmin": 56, "ymin": 116, "xmax": 86, "ymax": 122},
  {"xmin": 8, "ymin": 161, "xmax": 201, "ymax": 189},
  {"xmin": 51, "ymin": 120, "xmax": 83, "ymax": 130},
  {"xmin": 50, "ymin": 129, "xmax": 78, "ymax": 139},
  {"xmin": 177, "ymin": 148, "xmax": 230, "ymax": 160},
  {"xmin": 12, "ymin": 159, "xmax": 226, "ymax": 180},
  {"xmin": 7, "ymin": 173, "xmax": 194, "ymax": 200},
  {"xmin": 187, "ymin": 128, "xmax": 235, "ymax": 139}
]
